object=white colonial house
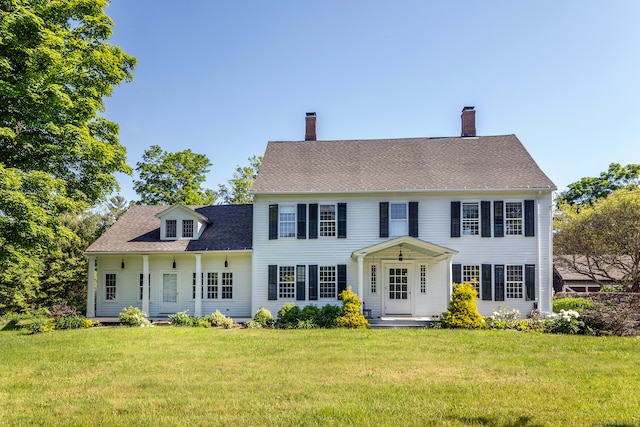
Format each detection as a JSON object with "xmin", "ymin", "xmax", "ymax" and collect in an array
[{"xmin": 86, "ymin": 107, "xmax": 556, "ymax": 319}]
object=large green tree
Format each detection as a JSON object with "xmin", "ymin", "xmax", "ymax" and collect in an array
[
  {"xmin": 554, "ymin": 189, "xmax": 640, "ymax": 292},
  {"xmin": 217, "ymin": 155, "xmax": 262, "ymax": 204},
  {"xmin": 557, "ymin": 163, "xmax": 640, "ymax": 206},
  {"xmin": 0, "ymin": 0, "xmax": 135, "ymax": 313},
  {"xmin": 133, "ymin": 145, "xmax": 216, "ymax": 205}
]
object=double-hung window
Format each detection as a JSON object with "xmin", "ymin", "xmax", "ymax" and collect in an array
[
  {"xmin": 506, "ymin": 265, "xmax": 523, "ymax": 298},
  {"xmin": 462, "ymin": 203, "xmax": 480, "ymax": 236},
  {"xmin": 207, "ymin": 273, "xmax": 218, "ymax": 299},
  {"xmin": 192, "ymin": 272, "xmax": 204, "ymax": 299},
  {"xmin": 105, "ymin": 273, "xmax": 117, "ymax": 300},
  {"xmin": 505, "ymin": 202, "xmax": 523, "ymax": 235},
  {"xmin": 319, "ymin": 266, "xmax": 337, "ymax": 299},
  {"xmin": 279, "ymin": 266, "xmax": 296, "ymax": 298},
  {"xmin": 221, "ymin": 272, "xmax": 233, "ymax": 299},
  {"xmin": 390, "ymin": 203, "xmax": 407, "ymax": 237},
  {"xmin": 463, "ymin": 265, "xmax": 480, "ymax": 294},
  {"xmin": 319, "ymin": 205, "xmax": 336, "ymax": 237},
  {"xmin": 279, "ymin": 206, "xmax": 296, "ymax": 238}
]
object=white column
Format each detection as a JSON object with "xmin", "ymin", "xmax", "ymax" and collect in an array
[
  {"xmin": 357, "ymin": 255, "xmax": 364, "ymax": 313},
  {"xmin": 86, "ymin": 256, "xmax": 95, "ymax": 317},
  {"xmin": 195, "ymin": 254, "xmax": 202, "ymax": 317},
  {"xmin": 142, "ymin": 255, "xmax": 150, "ymax": 315}
]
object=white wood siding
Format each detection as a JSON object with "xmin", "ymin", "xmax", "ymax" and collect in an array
[{"xmin": 252, "ymin": 190, "xmax": 554, "ymax": 318}]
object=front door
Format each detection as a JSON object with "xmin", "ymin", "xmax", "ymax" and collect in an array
[
  {"xmin": 384, "ymin": 265, "xmax": 412, "ymax": 315},
  {"xmin": 161, "ymin": 273, "xmax": 179, "ymax": 313}
]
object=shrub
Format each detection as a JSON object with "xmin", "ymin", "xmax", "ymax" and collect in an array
[
  {"xmin": 300, "ymin": 305, "xmax": 321, "ymax": 322},
  {"xmin": 441, "ymin": 283, "xmax": 483, "ymax": 329},
  {"xmin": 24, "ymin": 317, "xmax": 56, "ymax": 334},
  {"xmin": 484, "ymin": 307, "xmax": 521, "ymax": 330},
  {"xmin": 296, "ymin": 319, "xmax": 317, "ymax": 329},
  {"xmin": 118, "ymin": 306, "xmax": 152, "ymax": 327},
  {"xmin": 553, "ymin": 297, "xmax": 594, "ymax": 313},
  {"xmin": 253, "ymin": 307, "xmax": 274, "ymax": 327},
  {"xmin": 244, "ymin": 319, "xmax": 264, "ymax": 329},
  {"xmin": 334, "ymin": 287, "xmax": 369, "ymax": 329},
  {"xmin": 278, "ymin": 303, "xmax": 302, "ymax": 329},
  {"xmin": 169, "ymin": 311, "xmax": 193, "ymax": 326},
  {"xmin": 206, "ymin": 310, "xmax": 234, "ymax": 329},
  {"xmin": 317, "ymin": 304, "xmax": 340, "ymax": 328},
  {"xmin": 545, "ymin": 309, "xmax": 583, "ymax": 334},
  {"xmin": 50, "ymin": 302, "xmax": 79, "ymax": 318},
  {"xmin": 55, "ymin": 315, "xmax": 94, "ymax": 330}
]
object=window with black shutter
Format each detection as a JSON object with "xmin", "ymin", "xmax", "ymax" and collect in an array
[
  {"xmin": 524, "ymin": 200, "xmax": 535, "ymax": 237},
  {"xmin": 337, "ymin": 203, "xmax": 347, "ymax": 238},
  {"xmin": 409, "ymin": 201, "xmax": 419, "ymax": 237},
  {"xmin": 451, "ymin": 201, "xmax": 461, "ymax": 238},
  {"xmin": 494, "ymin": 265, "xmax": 505, "ymax": 301},
  {"xmin": 525, "ymin": 264, "xmax": 536, "ymax": 300},
  {"xmin": 452, "ymin": 264, "xmax": 462, "ymax": 284},
  {"xmin": 297, "ymin": 204, "xmax": 306, "ymax": 239},
  {"xmin": 308, "ymin": 203, "xmax": 318, "ymax": 239},
  {"xmin": 337, "ymin": 264, "xmax": 347, "ymax": 298},
  {"xmin": 481, "ymin": 201, "xmax": 491, "ymax": 237},
  {"xmin": 481, "ymin": 264, "xmax": 492, "ymax": 300},
  {"xmin": 296, "ymin": 265, "xmax": 306, "ymax": 300},
  {"xmin": 268, "ymin": 265, "xmax": 277, "ymax": 300},
  {"xmin": 379, "ymin": 202, "xmax": 389, "ymax": 238},
  {"xmin": 309, "ymin": 265, "xmax": 318, "ymax": 300},
  {"xmin": 268, "ymin": 205, "xmax": 278, "ymax": 240}
]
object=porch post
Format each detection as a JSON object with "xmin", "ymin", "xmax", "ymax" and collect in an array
[
  {"xmin": 142, "ymin": 255, "xmax": 150, "ymax": 315},
  {"xmin": 357, "ymin": 255, "xmax": 364, "ymax": 313},
  {"xmin": 195, "ymin": 254, "xmax": 202, "ymax": 317},
  {"xmin": 86, "ymin": 256, "xmax": 95, "ymax": 318}
]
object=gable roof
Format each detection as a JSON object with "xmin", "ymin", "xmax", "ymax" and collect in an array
[
  {"xmin": 154, "ymin": 204, "xmax": 210, "ymax": 223},
  {"xmin": 252, "ymin": 135, "xmax": 556, "ymax": 194},
  {"xmin": 86, "ymin": 204, "xmax": 253, "ymax": 254}
]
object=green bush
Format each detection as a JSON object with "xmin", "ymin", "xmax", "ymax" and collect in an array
[
  {"xmin": 441, "ymin": 283, "xmax": 483, "ymax": 329},
  {"xmin": 317, "ymin": 304, "xmax": 340, "ymax": 328},
  {"xmin": 118, "ymin": 306, "xmax": 152, "ymax": 327},
  {"xmin": 553, "ymin": 297, "xmax": 594, "ymax": 313},
  {"xmin": 244, "ymin": 319, "xmax": 264, "ymax": 329},
  {"xmin": 253, "ymin": 307, "xmax": 274, "ymax": 327},
  {"xmin": 278, "ymin": 303, "xmax": 301, "ymax": 329},
  {"xmin": 544, "ymin": 309, "xmax": 583, "ymax": 334},
  {"xmin": 334, "ymin": 287, "xmax": 369, "ymax": 329},
  {"xmin": 205, "ymin": 310, "xmax": 234, "ymax": 329},
  {"xmin": 55, "ymin": 315, "xmax": 94, "ymax": 330},
  {"xmin": 300, "ymin": 305, "xmax": 320, "ymax": 322},
  {"xmin": 169, "ymin": 311, "xmax": 193, "ymax": 326},
  {"xmin": 24, "ymin": 317, "xmax": 56, "ymax": 334}
]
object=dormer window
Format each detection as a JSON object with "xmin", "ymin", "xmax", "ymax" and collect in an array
[
  {"xmin": 157, "ymin": 205, "xmax": 210, "ymax": 241},
  {"xmin": 166, "ymin": 220, "xmax": 177, "ymax": 238},
  {"xmin": 183, "ymin": 220, "xmax": 194, "ymax": 238}
]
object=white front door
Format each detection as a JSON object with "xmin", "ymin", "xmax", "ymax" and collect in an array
[
  {"xmin": 384, "ymin": 265, "xmax": 412, "ymax": 315},
  {"xmin": 161, "ymin": 273, "xmax": 179, "ymax": 313}
]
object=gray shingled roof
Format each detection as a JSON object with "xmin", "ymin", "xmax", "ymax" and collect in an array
[
  {"xmin": 86, "ymin": 204, "xmax": 253, "ymax": 253},
  {"xmin": 252, "ymin": 135, "xmax": 556, "ymax": 193}
]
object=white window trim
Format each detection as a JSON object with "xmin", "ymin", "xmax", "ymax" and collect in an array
[
  {"xmin": 279, "ymin": 206, "xmax": 296, "ymax": 238},
  {"xmin": 389, "ymin": 202, "xmax": 408, "ymax": 237},
  {"xmin": 319, "ymin": 265, "xmax": 337, "ymax": 300},
  {"xmin": 505, "ymin": 201, "xmax": 524, "ymax": 236},
  {"xmin": 462, "ymin": 202, "xmax": 480, "ymax": 236},
  {"xmin": 104, "ymin": 272, "xmax": 118, "ymax": 302},
  {"xmin": 506, "ymin": 265, "xmax": 524, "ymax": 299},
  {"xmin": 278, "ymin": 266, "xmax": 296, "ymax": 299},
  {"xmin": 462, "ymin": 265, "xmax": 480, "ymax": 295},
  {"xmin": 138, "ymin": 272, "xmax": 151, "ymax": 301},
  {"xmin": 319, "ymin": 204, "xmax": 337, "ymax": 237}
]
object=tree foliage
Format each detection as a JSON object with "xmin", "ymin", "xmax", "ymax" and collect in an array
[
  {"xmin": 441, "ymin": 283, "xmax": 483, "ymax": 328},
  {"xmin": 0, "ymin": 0, "xmax": 135, "ymax": 314},
  {"xmin": 217, "ymin": 155, "xmax": 262, "ymax": 205},
  {"xmin": 557, "ymin": 163, "xmax": 640, "ymax": 206},
  {"xmin": 554, "ymin": 189, "xmax": 640, "ymax": 292},
  {"xmin": 133, "ymin": 145, "xmax": 216, "ymax": 205}
]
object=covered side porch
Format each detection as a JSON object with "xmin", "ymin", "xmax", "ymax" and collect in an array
[{"xmin": 352, "ymin": 236, "xmax": 458, "ymax": 319}]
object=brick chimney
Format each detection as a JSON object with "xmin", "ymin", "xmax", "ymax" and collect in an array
[
  {"xmin": 461, "ymin": 106, "xmax": 476, "ymax": 137},
  {"xmin": 305, "ymin": 112, "xmax": 317, "ymax": 141}
]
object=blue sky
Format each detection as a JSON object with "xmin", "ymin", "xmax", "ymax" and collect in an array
[{"xmin": 103, "ymin": 1, "xmax": 640, "ymax": 203}]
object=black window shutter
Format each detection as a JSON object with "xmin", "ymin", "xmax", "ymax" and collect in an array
[
  {"xmin": 337, "ymin": 264, "xmax": 347, "ymax": 298},
  {"xmin": 524, "ymin": 200, "xmax": 535, "ymax": 237},
  {"xmin": 494, "ymin": 201, "xmax": 504, "ymax": 238},
  {"xmin": 297, "ymin": 204, "xmax": 306, "ymax": 239},
  {"xmin": 481, "ymin": 264, "xmax": 492, "ymax": 300},
  {"xmin": 296, "ymin": 265, "xmax": 306, "ymax": 301},
  {"xmin": 494, "ymin": 265, "xmax": 505, "ymax": 301},
  {"xmin": 268, "ymin": 265, "xmax": 278, "ymax": 300},
  {"xmin": 379, "ymin": 202, "xmax": 389, "ymax": 238},
  {"xmin": 409, "ymin": 201, "xmax": 419, "ymax": 237},
  {"xmin": 268, "ymin": 205, "xmax": 278, "ymax": 240},
  {"xmin": 452, "ymin": 264, "xmax": 462, "ymax": 284},
  {"xmin": 525, "ymin": 264, "xmax": 536, "ymax": 301},
  {"xmin": 308, "ymin": 265, "xmax": 318, "ymax": 300},
  {"xmin": 337, "ymin": 203, "xmax": 347, "ymax": 238},
  {"xmin": 308, "ymin": 203, "xmax": 318, "ymax": 239},
  {"xmin": 451, "ymin": 201, "xmax": 461, "ymax": 238},
  {"xmin": 481, "ymin": 201, "xmax": 491, "ymax": 238}
]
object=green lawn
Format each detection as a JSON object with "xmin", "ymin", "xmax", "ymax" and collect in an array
[{"xmin": 1, "ymin": 327, "xmax": 638, "ymax": 427}]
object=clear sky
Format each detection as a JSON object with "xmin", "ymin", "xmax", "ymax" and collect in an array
[{"xmin": 103, "ymin": 1, "xmax": 640, "ymax": 203}]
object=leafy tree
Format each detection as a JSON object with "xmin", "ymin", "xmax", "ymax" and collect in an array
[
  {"xmin": 0, "ymin": 1, "xmax": 135, "ymax": 314},
  {"xmin": 554, "ymin": 189, "xmax": 640, "ymax": 292},
  {"xmin": 557, "ymin": 163, "xmax": 640, "ymax": 206},
  {"xmin": 103, "ymin": 194, "xmax": 130, "ymax": 226},
  {"xmin": 217, "ymin": 155, "xmax": 262, "ymax": 204},
  {"xmin": 133, "ymin": 145, "xmax": 217, "ymax": 205},
  {"xmin": 441, "ymin": 283, "xmax": 483, "ymax": 328}
]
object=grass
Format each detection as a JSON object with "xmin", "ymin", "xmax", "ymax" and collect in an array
[{"xmin": 1, "ymin": 327, "xmax": 639, "ymax": 426}]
